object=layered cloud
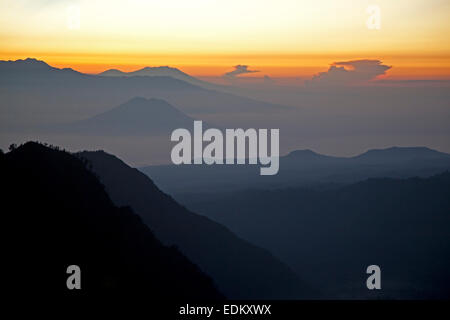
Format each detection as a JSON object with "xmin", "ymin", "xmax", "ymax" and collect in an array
[
  {"xmin": 309, "ymin": 60, "xmax": 391, "ymax": 85},
  {"xmin": 224, "ymin": 65, "xmax": 259, "ymax": 78}
]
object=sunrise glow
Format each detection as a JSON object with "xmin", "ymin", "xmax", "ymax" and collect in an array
[{"xmin": 1, "ymin": 0, "xmax": 450, "ymax": 78}]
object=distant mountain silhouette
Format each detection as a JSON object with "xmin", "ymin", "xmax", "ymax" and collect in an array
[
  {"xmin": 97, "ymin": 69, "xmax": 126, "ymax": 77},
  {"xmin": 55, "ymin": 97, "xmax": 197, "ymax": 136},
  {"xmin": 98, "ymin": 66, "xmax": 231, "ymax": 92},
  {"xmin": 353, "ymin": 146, "xmax": 450, "ymax": 163},
  {"xmin": 78, "ymin": 150, "xmax": 313, "ymax": 299},
  {"xmin": 99, "ymin": 66, "xmax": 198, "ymax": 82},
  {"xmin": 0, "ymin": 58, "xmax": 84, "ymax": 86},
  {"xmin": 1, "ymin": 142, "xmax": 223, "ymax": 299},
  {"xmin": 180, "ymin": 172, "xmax": 450, "ymax": 299},
  {"xmin": 0, "ymin": 58, "xmax": 55, "ymax": 72},
  {"xmin": 142, "ymin": 146, "xmax": 450, "ymax": 193},
  {"xmin": 285, "ymin": 149, "xmax": 330, "ymax": 158},
  {"xmin": 284, "ymin": 149, "xmax": 341, "ymax": 163},
  {"xmin": 0, "ymin": 58, "xmax": 286, "ymax": 132}
]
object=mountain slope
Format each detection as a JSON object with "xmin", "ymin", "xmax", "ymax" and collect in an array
[
  {"xmin": 98, "ymin": 65, "xmax": 224, "ymax": 90},
  {"xmin": 97, "ymin": 69, "xmax": 128, "ymax": 77},
  {"xmin": 1, "ymin": 142, "xmax": 223, "ymax": 299},
  {"xmin": 78, "ymin": 150, "xmax": 313, "ymax": 299},
  {"xmin": 141, "ymin": 146, "xmax": 450, "ymax": 193},
  {"xmin": 57, "ymin": 97, "xmax": 196, "ymax": 136},
  {"xmin": 179, "ymin": 173, "xmax": 450, "ymax": 299},
  {"xmin": 99, "ymin": 66, "xmax": 197, "ymax": 81},
  {"xmin": 353, "ymin": 146, "xmax": 450, "ymax": 163}
]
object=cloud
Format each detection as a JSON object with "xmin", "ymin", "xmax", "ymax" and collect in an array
[
  {"xmin": 224, "ymin": 65, "xmax": 259, "ymax": 78},
  {"xmin": 309, "ymin": 59, "xmax": 391, "ymax": 85}
]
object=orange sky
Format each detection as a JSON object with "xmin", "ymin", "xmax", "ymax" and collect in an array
[
  {"xmin": 2, "ymin": 51, "xmax": 449, "ymax": 80},
  {"xmin": 1, "ymin": 0, "xmax": 450, "ymax": 79}
]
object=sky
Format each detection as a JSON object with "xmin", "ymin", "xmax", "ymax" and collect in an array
[{"xmin": 1, "ymin": 0, "xmax": 450, "ymax": 79}]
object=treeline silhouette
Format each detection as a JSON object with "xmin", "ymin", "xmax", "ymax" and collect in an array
[{"xmin": 1, "ymin": 142, "xmax": 223, "ymax": 299}]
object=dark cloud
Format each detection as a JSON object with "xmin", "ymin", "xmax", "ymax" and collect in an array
[
  {"xmin": 224, "ymin": 65, "xmax": 259, "ymax": 78},
  {"xmin": 309, "ymin": 59, "xmax": 391, "ymax": 85}
]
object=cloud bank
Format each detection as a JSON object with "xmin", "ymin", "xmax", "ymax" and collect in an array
[{"xmin": 309, "ymin": 60, "xmax": 391, "ymax": 85}]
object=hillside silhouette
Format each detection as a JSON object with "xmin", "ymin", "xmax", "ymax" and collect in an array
[
  {"xmin": 78, "ymin": 150, "xmax": 313, "ymax": 299},
  {"xmin": 180, "ymin": 172, "xmax": 450, "ymax": 299},
  {"xmin": 1, "ymin": 142, "xmax": 223, "ymax": 299},
  {"xmin": 142, "ymin": 146, "xmax": 450, "ymax": 193}
]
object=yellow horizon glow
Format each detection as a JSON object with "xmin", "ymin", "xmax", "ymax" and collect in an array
[{"xmin": 1, "ymin": 0, "xmax": 450, "ymax": 78}]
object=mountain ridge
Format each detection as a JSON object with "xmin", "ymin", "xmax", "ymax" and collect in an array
[
  {"xmin": 178, "ymin": 171, "xmax": 450, "ymax": 299},
  {"xmin": 78, "ymin": 148, "xmax": 314, "ymax": 299},
  {"xmin": 54, "ymin": 96, "xmax": 197, "ymax": 136},
  {"xmin": 141, "ymin": 146, "xmax": 450, "ymax": 193},
  {"xmin": 98, "ymin": 65, "xmax": 219, "ymax": 89},
  {"xmin": 1, "ymin": 141, "xmax": 223, "ymax": 299},
  {"xmin": 0, "ymin": 58, "xmax": 287, "ymax": 123},
  {"xmin": 286, "ymin": 146, "xmax": 450, "ymax": 161}
]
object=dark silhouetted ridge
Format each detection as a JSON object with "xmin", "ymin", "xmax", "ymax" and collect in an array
[
  {"xmin": 180, "ymin": 172, "xmax": 450, "ymax": 299},
  {"xmin": 1, "ymin": 142, "xmax": 223, "ymax": 299},
  {"xmin": 78, "ymin": 149, "xmax": 314, "ymax": 299}
]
